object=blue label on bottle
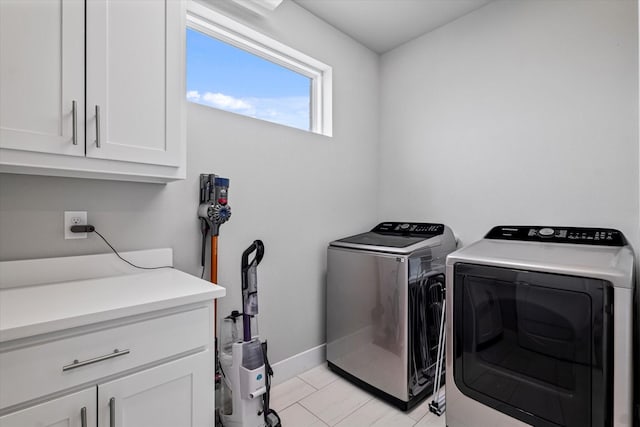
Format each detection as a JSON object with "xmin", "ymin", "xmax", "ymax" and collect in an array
[{"xmin": 257, "ymin": 374, "xmax": 263, "ymax": 381}]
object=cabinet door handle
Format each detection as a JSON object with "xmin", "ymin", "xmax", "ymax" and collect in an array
[
  {"xmin": 95, "ymin": 105, "xmax": 101, "ymax": 148},
  {"xmin": 72, "ymin": 100, "xmax": 78, "ymax": 145},
  {"xmin": 62, "ymin": 348, "xmax": 130, "ymax": 371},
  {"xmin": 109, "ymin": 397, "xmax": 116, "ymax": 427},
  {"xmin": 81, "ymin": 406, "xmax": 87, "ymax": 427}
]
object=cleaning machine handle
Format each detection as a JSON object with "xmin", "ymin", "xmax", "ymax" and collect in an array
[{"xmin": 241, "ymin": 240, "xmax": 264, "ymax": 276}]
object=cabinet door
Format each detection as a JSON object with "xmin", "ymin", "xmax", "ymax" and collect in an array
[
  {"xmin": 0, "ymin": 0, "xmax": 85, "ymax": 156},
  {"xmin": 0, "ymin": 388, "xmax": 96, "ymax": 427},
  {"xmin": 86, "ymin": 0, "xmax": 185, "ymax": 167},
  {"xmin": 98, "ymin": 351, "xmax": 213, "ymax": 427}
]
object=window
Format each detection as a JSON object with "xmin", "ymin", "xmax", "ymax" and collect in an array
[{"xmin": 186, "ymin": 3, "xmax": 332, "ymax": 136}]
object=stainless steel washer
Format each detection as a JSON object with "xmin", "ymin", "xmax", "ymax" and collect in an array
[
  {"xmin": 446, "ymin": 225, "xmax": 636, "ymax": 427},
  {"xmin": 326, "ymin": 222, "xmax": 457, "ymax": 410}
]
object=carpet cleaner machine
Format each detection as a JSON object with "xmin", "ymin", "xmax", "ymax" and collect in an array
[{"xmin": 218, "ymin": 240, "xmax": 281, "ymax": 427}]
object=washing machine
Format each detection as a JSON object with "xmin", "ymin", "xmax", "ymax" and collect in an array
[
  {"xmin": 446, "ymin": 225, "xmax": 635, "ymax": 427},
  {"xmin": 326, "ymin": 222, "xmax": 457, "ymax": 410}
]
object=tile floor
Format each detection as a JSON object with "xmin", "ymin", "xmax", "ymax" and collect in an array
[{"xmin": 270, "ymin": 364, "xmax": 446, "ymax": 427}]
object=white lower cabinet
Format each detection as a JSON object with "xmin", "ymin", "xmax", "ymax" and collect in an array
[
  {"xmin": 98, "ymin": 352, "xmax": 211, "ymax": 427},
  {"xmin": 0, "ymin": 352, "xmax": 210, "ymax": 427},
  {"xmin": 0, "ymin": 388, "xmax": 96, "ymax": 427},
  {"xmin": 0, "ymin": 304, "xmax": 214, "ymax": 427}
]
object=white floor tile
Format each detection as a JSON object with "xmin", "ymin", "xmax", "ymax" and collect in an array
[
  {"xmin": 298, "ymin": 364, "xmax": 340, "ymax": 390},
  {"xmin": 408, "ymin": 398, "xmax": 430, "ymax": 421},
  {"xmin": 334, "ymin": 398, "xmax": 416, "ymax": 427},
  {"xmin": 278, "ymin": 403, "xmax": 328, "ymax": 427},
  {"xmin": 299, "ymin": 377, "xmax": 373, "ymax": 426},
  {"xmin": 270, "ymin": 364, "xmax": 447, "ymax": 427},
  {"xmin": 414, "ymin": 411, "xmax": 446, "ymax": 427},
  {"xmin": 408, "ymin": 387, "xmax": 444, "ymax": 421},
  {"xmin": 270, "ymin": 376, "xmax": 317, "ymax": 412}
]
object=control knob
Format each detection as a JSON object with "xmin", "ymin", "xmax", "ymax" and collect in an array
[{"xmin": 538, "ymin": 227, "xmax": 555, "ymax": 237}]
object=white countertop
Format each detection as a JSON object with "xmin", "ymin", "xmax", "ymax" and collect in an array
[{"xmin": 0, "ymin": 268, "xmax": 225, "ymax": 343}]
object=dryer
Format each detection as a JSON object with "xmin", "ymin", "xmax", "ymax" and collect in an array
[
  {"xmin": 327, "ymin": 222, "xmax": 456, "ymax": 410},
  {"xmin": 446, "ymin": 226, "xmax": 635, "ymax": 427}
]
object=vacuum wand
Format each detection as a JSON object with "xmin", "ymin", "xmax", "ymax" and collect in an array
[{"xmin": 241, "ymin": 240, "xmax": 264, "ymax": 342}]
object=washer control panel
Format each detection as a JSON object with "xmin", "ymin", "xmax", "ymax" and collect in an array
[
  {"xmin": 485, "ymin": 225, "xmax": 626, "ymax": 246},
  {"xmin": 373, "ymin": 222, "xmax": 445, "ymax": 236}
]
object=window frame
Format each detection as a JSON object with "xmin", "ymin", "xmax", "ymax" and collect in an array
[{"xmin": 186, "ymin": 1, "xmax": 333, "ymax": 136}]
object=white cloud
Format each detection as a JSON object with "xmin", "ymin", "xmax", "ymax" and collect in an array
[
  {"xmin": 187, "ymin": 89, "xmax": 310, "ymax": 131},
  {"xmin": 186, "ymin": 90, "xmax": 201, "ymax": 102},
  {"xmin": 186, "ymin": 90, "xmax": 252, "ymax": 111},
  {"xmin": 202, "ymin": 92, "xmax": 253, "ymax": 111}
]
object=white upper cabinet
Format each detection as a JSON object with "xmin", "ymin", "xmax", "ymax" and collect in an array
[
  {"xmin": 0, "ymin": 0, "xmax": 85, "ymax": 157},
  {"xmin": 0, "ymin": 0, "xmax": 186, "ymax": 183},
  {"xmin": 86, "ymin": 0, "xmax": 183, "ymax": 167}
]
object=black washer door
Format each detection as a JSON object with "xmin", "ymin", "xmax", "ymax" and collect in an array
[{"xmin": 453, "ymin": 263, "xmax": 613, "ymax": 427}]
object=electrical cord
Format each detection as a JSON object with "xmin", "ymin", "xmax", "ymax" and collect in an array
[
  {"xmin": 84, "ymin": 228, "xmax": 174, "ymax": 270},
  {"xmin": 261, "ymin": 340, "xmax": 281, "ymax": 427}
]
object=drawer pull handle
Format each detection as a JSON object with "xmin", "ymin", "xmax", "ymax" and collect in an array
[
  {"xmin": 81, "ymin": 406, "xmax": 87, "ymax": 427},
  {"xmin": 109, "ymin": 397, "xmax": 116, "ymax": 427},
  {"xmin": 62, "ymin": 348, "xmax": 130, "ymax": 371}
]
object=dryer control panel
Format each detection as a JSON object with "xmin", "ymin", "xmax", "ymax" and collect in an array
[
  {"xmin": 485, "ymin": 225, "xmax": 626, "ymax": 246},
  {"xmin": 373, "ymin": 222, "xmax": 445, "ymax": 236}
]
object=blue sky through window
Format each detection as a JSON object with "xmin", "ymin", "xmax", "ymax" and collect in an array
[{"xmin": 186, "ymin": 28, "xmax": 311, "ymax": 131}]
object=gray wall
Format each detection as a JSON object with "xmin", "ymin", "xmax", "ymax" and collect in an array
[
  {"xmin": 0, "ymin": 0, "xmax": 380, "ymax": 363},
  {"xmin": 0, "ymin": 0, "xmax": 638, "ymax": 365},
  {"xmin": 378, "ymin": 0, "xmax": 639, "ymax": 250}
]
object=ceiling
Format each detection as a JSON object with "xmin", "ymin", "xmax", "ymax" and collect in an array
[{"xmin": 292, "ymin": 0, "xmax": 494, "ymax": 54}]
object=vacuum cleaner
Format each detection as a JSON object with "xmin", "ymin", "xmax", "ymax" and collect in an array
[
  {"xmin": 198, "ymin": 174, "xmax": 232, "ymax": 278},
  {"xmin": 218, "ymin": 240, "xmax": 280, "ymax": 427}
]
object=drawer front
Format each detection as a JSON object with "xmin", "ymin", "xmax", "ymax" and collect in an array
[{"xmin": 0, "ymin": 304, "xmax": 212, "ymax": 410}]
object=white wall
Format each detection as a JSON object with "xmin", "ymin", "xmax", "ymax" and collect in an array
[
  {"xmin": 0, "ymin": 0, "xmax": 637, "ymax": 367},
  {"xmin": 0, "ymin": 0, "xmax": 380, "ymax": 363},
  {"xmin": 379, "ymin": 0, "xmax": 639, "ymax": 249}
]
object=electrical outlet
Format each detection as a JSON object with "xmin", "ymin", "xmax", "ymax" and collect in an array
[{"xmin": 64, "ymin": 211, "xmax": 88, "ymax": 240}]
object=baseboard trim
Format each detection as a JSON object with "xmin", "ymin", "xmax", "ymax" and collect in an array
[{"xmin": 271, "ymin": 343, "xmax": 326, "ymax": 385}]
